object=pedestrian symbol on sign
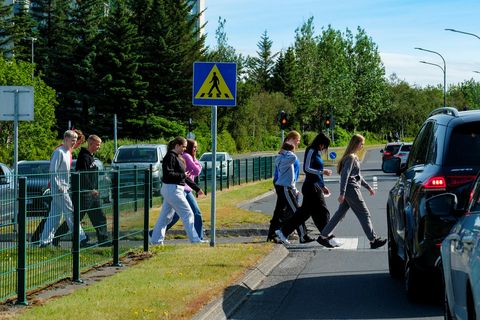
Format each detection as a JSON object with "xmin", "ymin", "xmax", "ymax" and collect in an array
[{"xmin": 195, "ymin": 64, "xmax": 233, "ymax": 100}]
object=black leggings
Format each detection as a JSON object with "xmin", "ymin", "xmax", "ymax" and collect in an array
[{"xmin": 281, "ymin": 181, "xmax": 330, "ymax": 237}]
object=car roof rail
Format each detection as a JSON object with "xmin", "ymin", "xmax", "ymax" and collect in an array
[{"xmin": 428, "ymin": 107, "xmax": 459, "ymax": 118}]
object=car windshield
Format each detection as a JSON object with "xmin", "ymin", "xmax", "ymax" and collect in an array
[
  {"xmin": 200, "ymin": 154, "xmax": 226, "ymax": 162},
  {"xmin": 400, "ymin": 144, "xmax": 412, "ymax": 152},
  {"xmin": 385, "ymin": 145, "xmax": 401, "ymax": 154},
  {"xmin": 115, "ymin": 148, "xmax": 158, "ymax": 163},
  {"xmin": 446, "ymin": 123, "xmax": 480, "ymax": 166},
  {"xmin": 18, "ymin": 163, "xmax": 50, "ymax": 175}
]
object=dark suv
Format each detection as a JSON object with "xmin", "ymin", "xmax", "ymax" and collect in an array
[{"xmin": 382, "ymin": 107, "xmax": 480, "ymax": 300}]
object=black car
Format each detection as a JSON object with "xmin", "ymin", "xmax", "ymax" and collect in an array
[
  {"xmin": 382, "ymin": 107, "xmax": 480, "ymax": 301},
  {"xmin": 17, "ymin": 160, "xmax": 51, "ymax": 216}
]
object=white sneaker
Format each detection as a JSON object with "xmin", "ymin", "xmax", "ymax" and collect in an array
[
  {"xmin": 329, "ymin": 237, "xmax": 343, "ymax": 247},
  {"xmin": 275, "ymin": 229, "xmax": 290, "ymax": 245},
  {"xmin": 193, "ymin": 239, "xmax": 209, "ymax": 244}
]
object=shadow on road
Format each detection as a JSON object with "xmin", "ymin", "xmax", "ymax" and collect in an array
[{"xmin": 226, "ymin": 272, "xmax": 442, "ymax": 319}]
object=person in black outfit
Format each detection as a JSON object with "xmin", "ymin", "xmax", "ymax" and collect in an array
[{"xmin": 275, "ymin": 133, "xmax": 340, "ymax": 246}]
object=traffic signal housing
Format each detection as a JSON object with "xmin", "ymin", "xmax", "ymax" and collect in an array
[
  {"xmin": 280, "ymin": 111, "xmax": 288, "ymax": 130},
  {"xmin": 325, "ymin": 117, "xmax": 331, "ymax": 128}
]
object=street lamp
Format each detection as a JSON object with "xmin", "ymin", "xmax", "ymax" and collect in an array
[
  {"xmin": 25, "ymin": 37, "xmax": 37, "ymax": 80},
  {"xmin": 474, "ymin": 71, "xmax": 480, "ymax": 74},
  {"xmin": 445, "ymin": 28, "xmax": 480, "ymax": 40},
  {"xmin": 415, "ymin": 47, "xmax": 447, "ymax": 109}
]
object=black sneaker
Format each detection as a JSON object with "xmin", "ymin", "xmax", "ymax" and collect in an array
[
  {"xmin": 317, "ymin": 235, "xmax": 334, "ymax": 248},
  {"xmin": 299, "ymin": 234, "xmax": 316, "ymax": 244},
  {"xmin": 370, "ymin": 237, "xmax": 387, "ymax": 249}
]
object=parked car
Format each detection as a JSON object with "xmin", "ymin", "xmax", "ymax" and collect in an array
[
  {"xmin": 382, "ymin": 107, "xmax": 480, "ymax": 301},
  {"xmin": 72, "ymin": 158, "xmax": 112, "ymax": 204},
  {"xmin": 112, "ymin": 144, "xmax": 168, "ymax": 196},
  {"xmin": 199, "ymin": 152, "xmax": 233, "ymax": 178},
  {"xmin": 0, "ymin": 163, "xmax": 15, "ymax": 226},
  {"xmin": 17, "ymin": 160, "xmax": 51, "ymax": 216},
  {"xmin": 380, "ymin": 141, "xmax": 402, "ymax": 164},
  {"xmin": 434, "ymin": 182, "xmax": 480, "ymax": 320}
]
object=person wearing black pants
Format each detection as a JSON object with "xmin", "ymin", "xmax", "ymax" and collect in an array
[{"xmin": 275, "ymin": 133, "xmax": 340, "ymax": 246}]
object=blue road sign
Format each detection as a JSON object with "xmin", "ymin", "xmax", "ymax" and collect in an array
[
  {"xmin": 329, "ymin": 151, "xmax": 337, "ymax": 160},
  {"xmin": 192, "ymin": 62, "xmax": 237, "ymax": 106}
]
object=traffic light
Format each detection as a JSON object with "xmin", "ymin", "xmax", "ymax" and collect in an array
[
  {"xmin": 280, "ymin": 111, "xmax": 288, "ymax": 130},
  {"xmin": 325, "ymin": 117, "xmax": 331, "ymax": 128}
]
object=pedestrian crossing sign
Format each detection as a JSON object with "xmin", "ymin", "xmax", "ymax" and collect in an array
[{"xmin": 192, "ymin": 62, "xmax": 237, "ymax": 106}]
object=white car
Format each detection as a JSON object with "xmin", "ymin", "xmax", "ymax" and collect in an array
[
  {"xmin": 199, "ymin": 152, "xmax": 233, "ymax": 178},
  {"xmin": 393, "ymin": 142, "xmax": 412, "ymax": 166}
]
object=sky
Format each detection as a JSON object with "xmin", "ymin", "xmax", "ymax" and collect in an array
[{"xmin": 202, "ymin": 0, "xmax": 480, "ymax": 87}]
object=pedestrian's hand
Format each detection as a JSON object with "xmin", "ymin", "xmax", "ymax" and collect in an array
[
  {"xmin": 197, "ymin": 190, "xmax": 206, "ymax": 198},
  {"xmin": 368, "ymin": 188, "xmax": 375, "ymax": 196},
  {"xmin": 323, "ymin": 169, "xmax": 332, "ymax": 176},
  {"xmin": 91, "ymin": 189, "xmax": 99, "ymax": 197},
  {"xmin": 338, "ymin": 195, "xmax": 345, "ymax": 203},
  {"xmin": 322, "ymin": 186, "xmax": 330, "ymax": 197}
]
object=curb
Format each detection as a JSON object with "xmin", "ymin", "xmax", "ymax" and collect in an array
[{"xmin": 193, "ymin": 244, "xmax": 289, "ymax": 320}]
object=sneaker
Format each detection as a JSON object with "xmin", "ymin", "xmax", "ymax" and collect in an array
[
  {"xmin": 370, "ymin": 237, "xmax": 387, "ymax": 249},
  {"xmin": 316, "ymin": 235, "xmax": 334, "ymax": 248},
  {"xmin": 275, "ymin": 229, "xmax": 290, "ymax": 245},
  {"xmin": 299, "ymin": 234, "xmax": 316, "ymax": 244},
  {"xmin": 328, "ymin": 237, "xmax": 343, "ymax": 247},
  {"xmin": 193, "ymin": 239, "xmax": 209, "ymax": 244}
]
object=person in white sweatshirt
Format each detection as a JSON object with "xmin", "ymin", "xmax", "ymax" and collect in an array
[{"xmin": 39, "ymin": 130, "xmax": 88, "ymax": 247}]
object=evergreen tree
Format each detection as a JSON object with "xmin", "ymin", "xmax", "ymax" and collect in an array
[
  {"xmin": 95, "ymin": 0, "xmax": 148, "ymax": 137},
  {"xmin": 248, "ymin": 30, "xmax": 278, "ymax": 92},
  {"xmin": 9, "ymin": 1, "xmax": 37, "ymax": 62},
  {"xmin": 0, "ymin": 2, "xmax": 14, "ymax": 58},
  {"xmin": 271, "ymin": 47, "xmax": 296, "ymax": 97}
]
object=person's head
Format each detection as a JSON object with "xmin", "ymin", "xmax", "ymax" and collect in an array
[
  {"xmin": 168, "ymin": 136, "xmax": 187, "ymax": 154},
  {"xmin": 73, "ymin": 129, "xmax": 85, "ymax": 149},
  {"xmin": 63, "ymin": 130, "xmax": 78, "ymax": 150},
  {"xmin": 281, "ymin": 141, "xmax": 295, "ymax": 152},
  {"xmin": 284, "ymin": 130, "xmax": 301, "ymax": 149},
  {"xmin": 185, "ymin": 139, "xmax": 198, "ymax": 158},
  {"xmin": 87, "ymin": 135, "xmax": 102, "ymax": 154},
  {"xmin": 309, "ymin": 132, "xmax": 330, "ymax": 152},
  {"xmin": 337, "ymin": 134, "xmax": 365, "ymax": 174}
]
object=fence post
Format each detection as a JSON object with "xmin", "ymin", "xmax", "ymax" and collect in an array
[
  {"xmin": 112, "ymin": 171, "xmax": 122, "ymax": 267},
  {"xmin": 219, "ymin": 160, "xmax": 223, "ymax": 191},
  {"xmin": 252, "ymin": 157, "xmax": 256, "ymax": 182},
  {"xmin": 245, "ymin": 159, "xmax": 248, "ymax": 184},
  {"xmin": 270, "ymin": 156, "xmax": 273, "ymax": 178},
  {"xmin": 134, "ymin": 166, "xmax": 138, "ymax": 212},
  {"xmin": 16, "ymin": 177, "xmax": 28, "ymax": 305},
  {"xmin": 149, "ymin": 164, "xmax": 153, "ymax": 208},
  {"xmin": 227, "ymin": 160, "xmax": 230, "ymax": 189},
  {"xmin": 263, "ymin": 157, "xmax": 267, "ymax": 180},
  {"xmin": 143, "ymin": 169, "xmax": 150, "ymax": 252},
  {"xmin": 203, "ymin": 162, "xmax": 207, "ymax": 195},
  {"xmin": 71, "ymin": 172, "xmax": 82, "ymax": 283}
]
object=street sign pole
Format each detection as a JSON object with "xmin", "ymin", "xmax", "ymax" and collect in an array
[{"xmin": 210, "ymin": 105, "xmax": 217, "ymax": 247}]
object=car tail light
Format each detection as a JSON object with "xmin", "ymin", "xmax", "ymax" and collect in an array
[
  {"xmin": 446, "ymin": 175, "xmax": 476, "ymax": 188},
  {"xmin": 395, "ymin": 153, "xmax": 408, "ymax": 157},
  {"xmin": 423, "ymin": 176, "xmax": 446, "ymax": 190}
]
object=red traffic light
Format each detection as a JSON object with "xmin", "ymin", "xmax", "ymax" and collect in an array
[
  {"xmin": 325, "ymin": 118, "xmax": 331, "ymax": 128},
  {"xmin": 280, "ymin": 111, "xmax": 288, "ymax": 130}
]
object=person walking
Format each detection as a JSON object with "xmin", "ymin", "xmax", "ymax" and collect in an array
[
  {"xmin": 75, "ymin": 134, "xmax": 110, "ymax": 246},
  {"xmin": 39, "ymin": 130, "xmax": 89, "ymax": 247},
  {"xmin": 317, "ymin": 134, "xmax": 387, "ymax": 249},
  {"xmin": 275, "ymin": 133, "xmax": 340, "ymax": 246},
  {"xmin": 150, "ymin": 137, "xmax": 205, "ymax": 245},
  {"xmin": 267, "ymin": 130, "xmax": 313, "ymax": 243},
  {"xmin": 166, "ymin": 139, "xmax": 205, "ymax": 240}
]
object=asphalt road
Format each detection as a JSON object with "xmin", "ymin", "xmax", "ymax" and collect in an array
[{"xmin": 233, "ymin": 147, "xmax": 443, "ymax": 320}]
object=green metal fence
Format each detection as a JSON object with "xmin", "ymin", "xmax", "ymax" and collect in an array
[{"xmin": 0, "ymin": 155, "xmax": 274, "ymax": 304}]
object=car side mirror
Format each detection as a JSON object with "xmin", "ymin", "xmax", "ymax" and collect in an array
[
  {"xmin": 380, "ymin": 149, "xmax": 384, "ymax": 153},
  {"xmin": 424, "ymin": 193, "xmax": 458, "ymax": 217},
  {"xmin": 382, "ymin": 157, "xmax": 401, "ymax": 173}
]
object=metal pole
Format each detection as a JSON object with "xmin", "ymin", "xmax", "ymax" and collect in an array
[
  {"xmin": 210, "ymin": 105, "xmax": 217, "ymax": 247},
  {"xmin": 114, "ymin": 113, "xmax": 118, "ymax": 154},
  {"xmin": 13, "ymin": 90, "xmax": 19, "ymax": 231},
  {"xmin": 415, "ymin": 47, "xmax": 447, "ymax": 109}
]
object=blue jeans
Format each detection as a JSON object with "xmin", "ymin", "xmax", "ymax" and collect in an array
[{"xmin": 166, "ymin": 191, "xmax": 204, "ymax": 239}]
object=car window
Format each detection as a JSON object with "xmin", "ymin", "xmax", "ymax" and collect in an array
[
  {"xmin": 400, "ymin": 144, "xmax": 412, "ymax": 152},
  {"xmin": 199, "ymin": 154, "xmax": 211, "ymax": 161},
  {"xmin": 18, "ymin": 163, "xmax": 50, "ymax": 175},
  {"xmin": 445, "ymin": 123, "xmax": 480, "ymax": 166},
  {"xmin": 116, "ymin": 148, "xmax": 158, "ymax": 163},
  {"xmin": 385, "ymin": 145, "xmax": 401, "ymax": 154},
  {"xmin": 408, "ymin": 122, "xmax": 434, "ymax": 167}
]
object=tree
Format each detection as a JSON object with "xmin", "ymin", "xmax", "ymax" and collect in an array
[
  {"xmin": 0, "ymin": 57, "xmax": 57, "ymax": 163},
  {"xmin": 271, "ymin": 47, "xmax": 296, "ymax": 97},
  {"xmin": 9, "ymin": 1, "xmax": 37, "ymax": 62},
  {"xmin": 248, "ymin": 30, "xmax": 278, "ymax": 92},
  {"xmin": 95, "ymin": 0, "xmax": 148, "ymax": 137}
]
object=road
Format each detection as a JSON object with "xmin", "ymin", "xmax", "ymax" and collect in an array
[{"xmin": 234, "ymin": 147, "xmax": 443, "ymax": 320}]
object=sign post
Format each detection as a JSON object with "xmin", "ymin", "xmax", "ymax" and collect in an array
[
  {"xmin": 193, "ymin": 62, "xmax": 237, "ymax": 247},
  {"xmin": 0, "ymin": 86, "xmax": 34, "ymax": 229}
]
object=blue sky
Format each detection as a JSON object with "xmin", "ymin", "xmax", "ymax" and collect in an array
[{"xmin": 203, "ymin": 0, "xmax": 480, "ymax": 87}]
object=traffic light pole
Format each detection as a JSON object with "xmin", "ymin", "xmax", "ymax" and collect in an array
[{"xmin": 281, "ymin": 129, "xmax": 284, "ymax": 146}]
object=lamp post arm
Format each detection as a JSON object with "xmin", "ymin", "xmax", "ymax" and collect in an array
[{"xmin": 445, "ymin": 28, "xmax": 480, "ymax": 40}]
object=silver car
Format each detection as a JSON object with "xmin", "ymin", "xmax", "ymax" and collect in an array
[
  {"xmin": 435, "ymin": 175, "xmax": 480, "ymax": 319},
  {"xmin": 0, "ymin": 163, "xmax": 15, "ymax": 226}
]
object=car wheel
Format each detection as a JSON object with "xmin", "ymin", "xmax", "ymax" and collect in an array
[
  {"xmin": 387, "ymin": 218, "xmax": 404, "ymax": 278},
  {"xmin": 405, "ymin": 260, "xmax": 423, "ymax": 301},
  {"xmin": 444, "ymin": 290, "xmax": 455, "ymax": 320}
]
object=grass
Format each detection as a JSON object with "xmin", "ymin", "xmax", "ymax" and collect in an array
[{"xmin": 6, "ymin": 179, "xmax": 276, "ymax": 320}]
